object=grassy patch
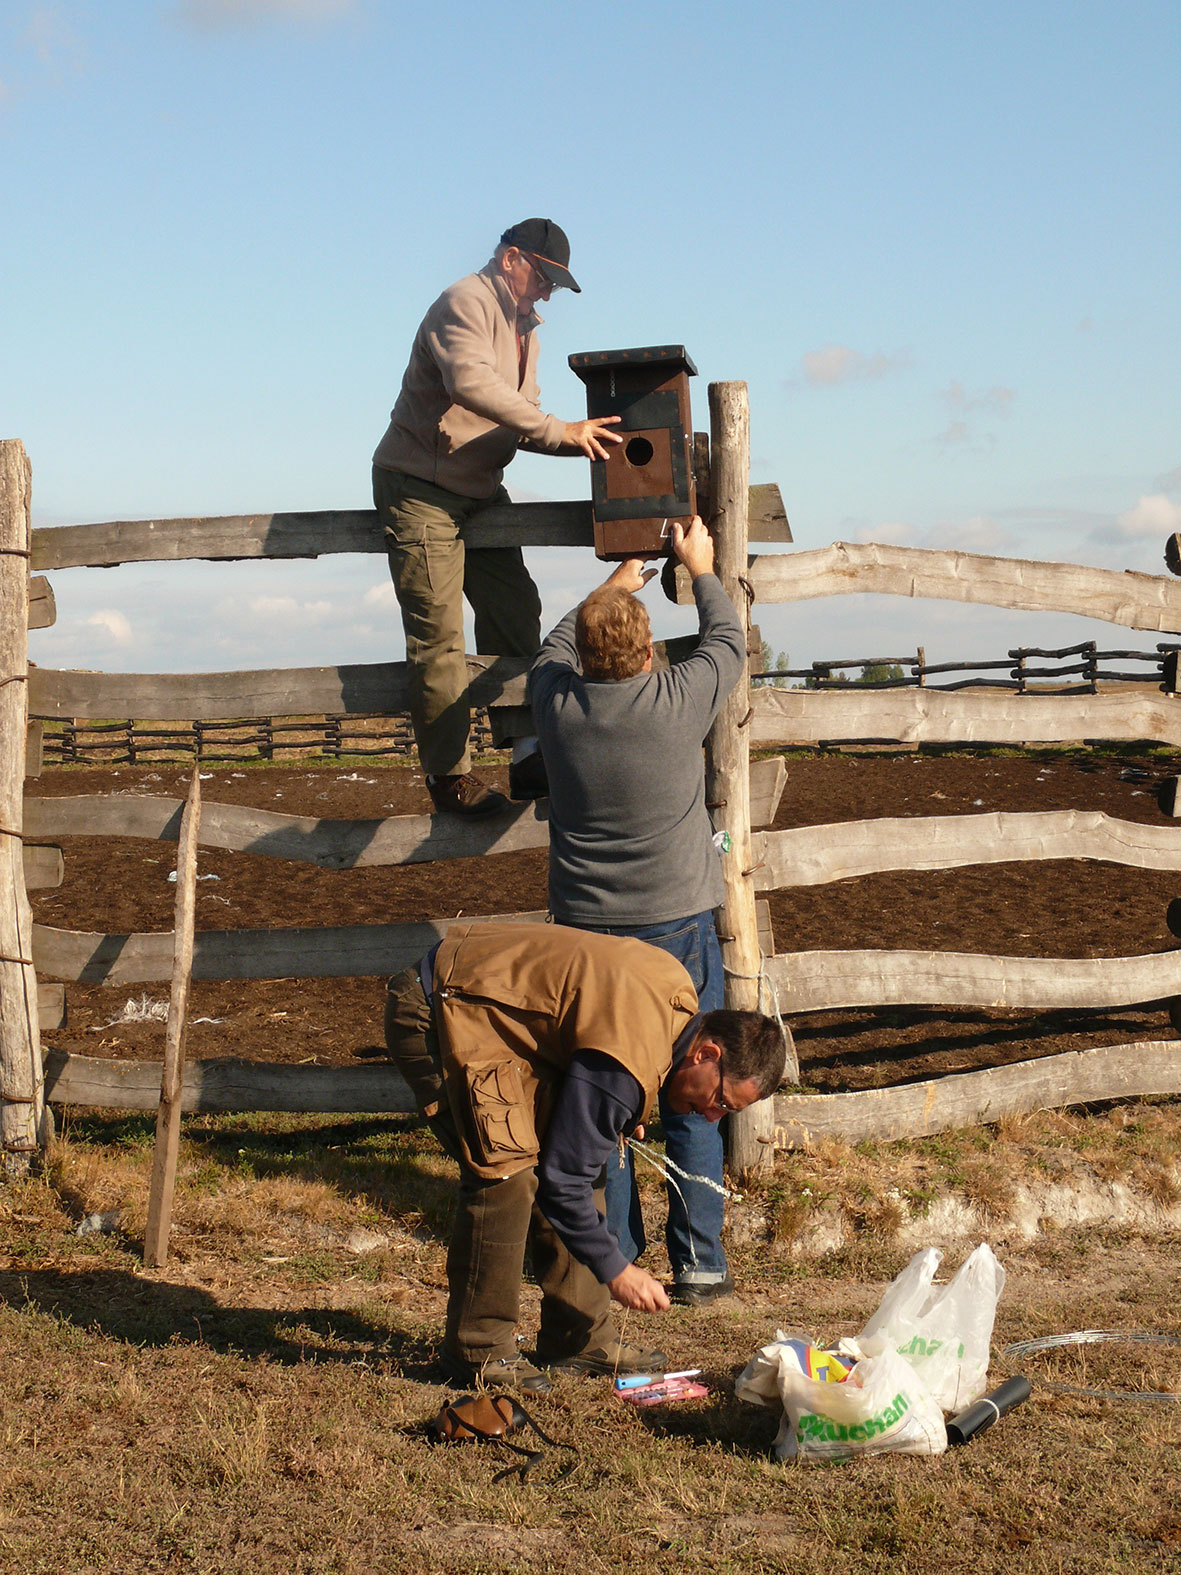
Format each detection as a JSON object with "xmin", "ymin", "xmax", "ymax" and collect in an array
[{"xmin": 0, "ymin": 1112, "xmax": 1179, "ymax": 1573}]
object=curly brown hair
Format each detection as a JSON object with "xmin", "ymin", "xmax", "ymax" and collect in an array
[{"xmin": 574, "ymin": 586, "xmax": 652, "ymax": 681}]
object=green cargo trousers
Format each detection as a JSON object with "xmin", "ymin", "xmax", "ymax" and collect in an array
[
  {"xmin": 383, "ymin": 966, "xmax": 616, "ymax": 1369},
  {"xmin": 373, "ymin": 464, "xmax": 543, "ymax": 779}
]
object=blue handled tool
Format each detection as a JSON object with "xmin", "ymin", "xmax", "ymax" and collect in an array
[{"xmin": 614, "ymin": 1368, "xmax": 701, "ymax": 1391}]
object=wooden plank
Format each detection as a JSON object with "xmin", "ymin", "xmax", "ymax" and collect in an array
[
  {"xmin": 32, "ymin": 910, "xmax": 548, "ymax": 985},
  {"xmin": 28, "ymin": 653, "xmax": 529, "ymax": 723},
  {"xmin": 43, "ymin": 1051, "xmax": 417, "ymax": 1115},
  {"xmin": 755, "ymin": 899, "xmax": 774, "ymax": 958},
  {"xmin": 747, "ymin": 483, "xmax": 791, "ymax": 543},
  {"xmin": 0, "ymin": 438, "xmax": 46, "ymax": 1172},
  {"xmin": 43, "ymin": 1038, "xmax": 1179, "ymax": 1130},
  {"xmin": 749, "ymin": 755, "xmax": 787, "ymax": 829},
  {"xmin": 38, "ymin": 983, "xmax": 65, "ymax": 1031},
  {"xmin": 27, "ymin": 575, "xmax": 55, "ymax": 630},
  {"xmin": 21, "ymin": 844, "xmax": 63, "ymax": 889},
  {"xmin": 749, "ymin": 542, "xmax": 1181, "ymax": 635},
  {"xmin": 763, "ymin": 946, "xmax": 1181, "ymax": 1013},
  {"xmin": 30, "ymin": 488, "xmax": 784, "ymax": 570},
  {"xmin": 771, "ymin": 1041, "xmax": 1181, "ymax": 1147},
  {"xmin": 24, "ymin": 721, "xmax": 42, "ymax": 779},
  {"xmin": 144, "ymin": 768, "xmax": 200, "ymax": 1268},
  {"xmin": 749, "ymin": 686, "xmax": 1181, "ymax": 748},
  {"xmin": 25, "ymin": 794, "xmax": 551, "ymax": 867},
  {"xmin": 753, "ymin": 809, "xmax": 1181, "ymax": 890}
]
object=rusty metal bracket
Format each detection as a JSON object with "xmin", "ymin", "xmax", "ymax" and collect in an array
[
  {"xmin": 737, "ymin": 708, "xmax": 753, "ymax": 729},
  {"xmin": 738, "ymin": 574, "xmax": 755, "ymax": 608},
  {"xmin": 741, "ymin": 860, "xmax": 765, "ymax": 879}
]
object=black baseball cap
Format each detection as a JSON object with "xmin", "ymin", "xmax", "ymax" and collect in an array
[{"xmin": 499, "ymin": 218, "xmax": 581, "ymax": 293}]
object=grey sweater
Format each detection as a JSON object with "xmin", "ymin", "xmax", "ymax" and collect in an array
[{"xmin": 527, "ymin": 574, "xmax": 745, "ymax": 926}]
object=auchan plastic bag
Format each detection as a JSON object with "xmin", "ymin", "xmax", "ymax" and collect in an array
[
  {"xmin": 838, "ymin": 1243, "xmax": 1005, "ymax": 1411},
  {"xmin": 736, "ymin": 1334, "xmax": 945, "ymax": 1461}
]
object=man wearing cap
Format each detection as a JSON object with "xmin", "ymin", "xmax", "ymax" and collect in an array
[{"xmin": 372, "ymin": 220, "xmax": 621, "ymax": 817}]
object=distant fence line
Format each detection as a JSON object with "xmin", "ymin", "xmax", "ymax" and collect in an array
[
  {"xmin": 41, "ymin": 710, "xmax": 495, "ymax": 765},
  {"xmin": 756, "ymin": 639, "xmax": 1181, "ymax": 694},
  {"xmin": 39, "ymin": 641, "xmax": 1181, "ymax": 765}
]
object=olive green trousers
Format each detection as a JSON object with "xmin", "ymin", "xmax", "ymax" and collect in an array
[{"xmin": 373, "ymin": 465, "xmax": 542, "ymax": 778}]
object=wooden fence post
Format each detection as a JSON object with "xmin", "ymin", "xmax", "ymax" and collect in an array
[
  {"xmin": 0, "ymin": 440, "xmax": 48, "ymax": 1176},
  {"xmin": 704, "ymin": 384, "xmax": 791, "ymax": 1182},
  {"xmin": 143, "ymin": 767, "xmax": 201, "ymax": 1267}
]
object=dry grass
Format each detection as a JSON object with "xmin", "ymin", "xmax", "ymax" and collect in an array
[{"xmin": 0, "ymin": 1108, "xmax": 1179, "ymax": 1573}]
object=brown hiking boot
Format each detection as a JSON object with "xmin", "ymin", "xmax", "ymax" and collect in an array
[
  {"xmin": 542, "ymin": 1338, "xmax": 667, "ymax": 1378},
  {"xmin": 427, "ymin": 773, "xmax": 510, "ymax": 817}
]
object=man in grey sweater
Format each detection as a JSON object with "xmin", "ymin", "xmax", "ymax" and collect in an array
[{"xmin": 526, "ymin": 517, "xmax": 748, "ymax": 1302}]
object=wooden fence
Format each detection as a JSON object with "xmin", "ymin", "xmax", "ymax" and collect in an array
[
  {"xmin": 760, "ymin": 640, "xmax": 1181, "ymax": 693},
  {"xmin": 4, "ymin": 400, "xmax": 1181, "ymax": 1183}
]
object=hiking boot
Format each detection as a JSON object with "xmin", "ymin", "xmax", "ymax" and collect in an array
[
  {"xmin": 670, "ymin": 1275, "xmax": 735, "ymax": 1308},
  {"xmin": 508, "ymin": 750, "xmax": 549, "ymax": 801},
  {"xmin": 442, "ymin": 1353, "xmax": 552, "ymax": 1395},
  {"xmin": 427, "ymin": 772, "xmax": 510, "ymax": 818},
  {"xmin": 544, "ymin": 1338, "xmax": 667, "ymax": 1378}
]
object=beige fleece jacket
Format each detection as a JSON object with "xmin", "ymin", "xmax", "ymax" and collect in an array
[{"xmin": 372, "ymin": 260, "xmax": 568, "ymax": 500}]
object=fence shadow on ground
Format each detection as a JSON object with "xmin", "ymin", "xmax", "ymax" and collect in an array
[{"xmin": 0, "ymin": 1266, "xmax": 441, "ymax": 1376}]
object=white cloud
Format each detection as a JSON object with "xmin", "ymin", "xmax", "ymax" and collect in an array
[
  {"xmin": 362, "ymin": 582, "xmax": 396, "ymax": 608},
  {"xmin": 177, "ymin": 0, "xmax": 353, "ymax": 25},
  {"xmin": 1115, "ymin": 494, "xmax": 1181, "ymax": 539},
  {"xmin": 86, "ymin": 610, "xmax": 134, "ymax": 646},
  {"xmin": 928, "ymin": 516, "xmax": 1016, "ymax": 554},
  {"xmin": 852, "ymin": 521, "xmax": 918, "ymax": 546},
  {"xmin": 246, "ymin": 594, "xmax": 335, "ymax": 624},
  {"xmin": 794, "ymin": 344, "xmax": 911, "ymax": 387}
]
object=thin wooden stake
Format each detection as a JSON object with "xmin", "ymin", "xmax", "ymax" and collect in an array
[{"xmin": 143, "ymin": 766, "xmax": 201, "ymax": 1268}]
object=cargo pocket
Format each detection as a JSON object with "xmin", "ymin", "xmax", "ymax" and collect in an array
[{"xmin": 463, "ymin": 1059, "xmax": 538, "ymax": 1168}]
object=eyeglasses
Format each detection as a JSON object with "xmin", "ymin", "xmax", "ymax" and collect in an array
[
  {"xmin": 525, "ymin": 254, "xmax": 563, "ymax": 293},
  {"xmin": 714, "ymin": 1057, "xmax": 739, "ymax": 1115}
]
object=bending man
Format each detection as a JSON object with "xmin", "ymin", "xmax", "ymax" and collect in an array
[{"xmin": 384, "ymin": 920, "xmax": 785, "ymax": 1393}]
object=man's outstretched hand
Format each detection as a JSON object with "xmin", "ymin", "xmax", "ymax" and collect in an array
[
  {"xmin": 608, "ymin": 1263, "xmax": 671, "ymax": 1313},
  {"xmin": 670, "ymin": 515, "xmax": 715, "ymax": 579},
  {"xmin": 605, "ymin": 557, "xmax": 659, "ymax": 594},
  {"xmin": 563, "ymin": 415, "xmax": 623, "ymax": 460}
]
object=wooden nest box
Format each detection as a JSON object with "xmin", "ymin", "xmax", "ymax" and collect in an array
[{"xmin": 568, "ymin": 344, "xmax": 697, "ymax": 560}]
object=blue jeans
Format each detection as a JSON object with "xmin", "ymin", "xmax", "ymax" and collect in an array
[{"xmin": 575, "ymin": 911, "xmax": 727, "ymax": 1285}]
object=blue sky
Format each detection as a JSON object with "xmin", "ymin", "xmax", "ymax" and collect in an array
[{"xmin": 4, "ymin": 0, "xmax": 1179, "ymax": 678}]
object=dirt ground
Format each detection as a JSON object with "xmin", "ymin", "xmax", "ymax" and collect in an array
[{"xmin": 29, "ymin": 743, "xmax": 1181, "ymax": 1092}]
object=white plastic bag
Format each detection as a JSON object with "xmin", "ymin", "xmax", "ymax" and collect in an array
[
  {"xmin": 839, "ymin": 1243, "xmax": 1005, "ymax": 1411},
  {"xmin": 736, "ymin": 1335, "xmax": 945, "ymax": 1461}
]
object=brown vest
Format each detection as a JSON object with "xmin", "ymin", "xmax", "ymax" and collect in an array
[{"xmin": 432, "ymin": 921, "xmax": 698, "ymax": 1179}]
